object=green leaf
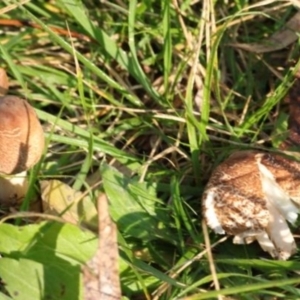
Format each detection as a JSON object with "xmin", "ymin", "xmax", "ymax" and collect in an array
[
  {"xmin": 0, "ymin": 258, "xmax": 81, "ymax": 300},
  {"xmin": 101, "ymin": 163, "xmax": 176, "ymax": 244},
  {"xmin": 0, "ymin": 292, "xmax": 13, "ymax": 300},
  {"xmin": 0, "ymin": 222, "xmax": 97, "ymax": 264},
  {"xmin": 0, "ymin": 222, "xmax": 97, "ymax": 300}
]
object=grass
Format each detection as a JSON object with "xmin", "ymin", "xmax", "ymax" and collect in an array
[{"xmin": 1, "ymin": 0, "xmax": 300, "ymax": 299}]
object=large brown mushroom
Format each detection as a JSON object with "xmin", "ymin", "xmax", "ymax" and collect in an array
[
  {"xmin": 0, "ymin": 69, "xmax": 44, "ymax": 204},
  {"xmin": 202, "ymin": 70, "xmax": 300, "ymax": 260},
  {"xmin": 202, "ymin": 151, "xmax": 299, "ymax": 260},
  {"xmin": 0, "ymin": 96, "xmax": 45, "ymax": 204},
  {"xmin": 0, "ymin": 95, "xmax": 44, "ymax": 175}
]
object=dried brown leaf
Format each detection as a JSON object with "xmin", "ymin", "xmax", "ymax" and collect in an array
[
  {"xmin": 40, "ymin": 180, "xmax": 98, "ymax": 230},
  {"xmin": 83, "ymin": 193, "xmax": 121, "ymax": 300},
  {"xmin": 232, "ymin": 11, "xmax": 300, "ymax": 53}
]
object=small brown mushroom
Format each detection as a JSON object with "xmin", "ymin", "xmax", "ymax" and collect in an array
[
  {"xmin": 202, "ymin": 151, "xmax": 300, "ymax": 260},
  {"xmin": 0, "ymin": 95, "xmax": 44, "ymax": 204}
]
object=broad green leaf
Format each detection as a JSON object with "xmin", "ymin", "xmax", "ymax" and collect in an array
[
  {"xmin": 0, "ymin": 258, "xmax": 81, "ymax": 300},
  {"xmin": 0, "ymin": 222, "xmax": 97, "ymax": 300},
  {"xmin": 101, "ymin": 163, "xmax": 176, "ymax": 244},
  {"xmin": 0, "ymin": 292, "xmax": 13, "ymax": 300},
  {"xmin": 0, "ymin": 222, "xmax": 97, "ymax": 264}
]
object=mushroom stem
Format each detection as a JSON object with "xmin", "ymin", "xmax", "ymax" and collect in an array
[
  {"xmin": 255, "ymin": 232, "xmax": 277, "ymax": 258},
  {"xmin": 0, "ymin": 171, "xmax": 28, "ymax": 205},
  {"xmin": 264, "ymin": 201, "xmax": 296, "ymax": 260}
]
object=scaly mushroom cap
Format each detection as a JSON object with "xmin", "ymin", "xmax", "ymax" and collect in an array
[
  {"xmin": 0, "ymin": 95, "xmax": 44, "ymax": 174},
  {"xmin": 203, "ymin": 151, "xmax": 269, "ymax": 236},
  {"xmin": 202, "ymin": 150, "xmax": 299, "ymax": 260}
]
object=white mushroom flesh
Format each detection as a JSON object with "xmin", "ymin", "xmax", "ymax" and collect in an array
[
  {"xmin": 256, "ymin": 155, "xmax": 299, "ymax": 223},
  {"xmin": 264, "ymin": 201, "xmax": 296, "ymax": 260}
]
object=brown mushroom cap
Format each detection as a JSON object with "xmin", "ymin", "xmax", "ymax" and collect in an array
[
  {"xmin": 202, "ymin": 151, "xmax": 269, "ymax": 236},
  {"xmin": 202, "ymin": 150, "xmax": 299, "ymax": 260},
  {"xmin": 0, "ymin": 95, "xmax": 44, "ymax": 174}
]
